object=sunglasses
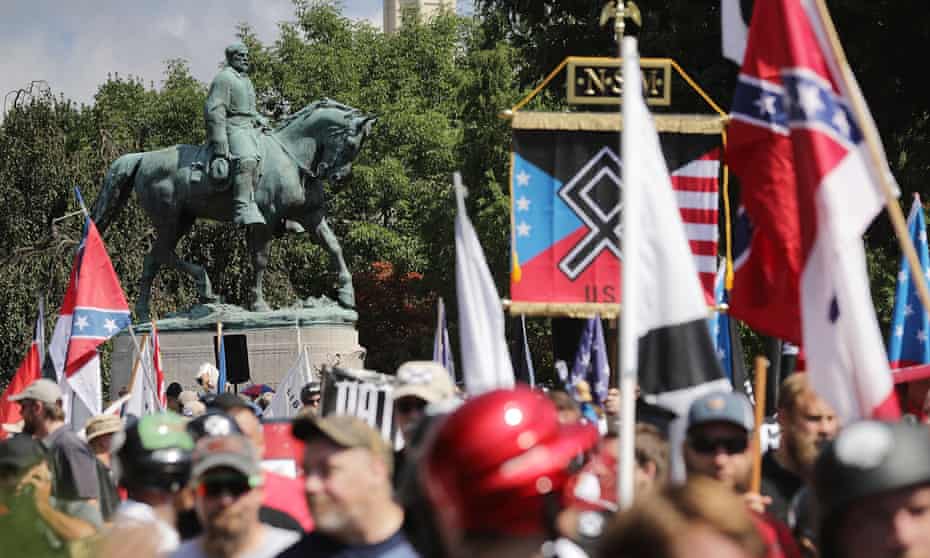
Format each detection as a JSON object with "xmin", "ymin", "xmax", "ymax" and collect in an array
[
  {"xmin": 688, "ymin": 435, "xmax": 749, "ymax": 455},
  {"xmin": 196, "ymin": 377, "xmax": 204, "ymax": 386},
  {"xmin": 395, "ymin": 398, "xmax": 427, "ymax": 414},
  {"xmin": 197, "ymin": 474, "xmax": 254, "ymax": 499}
]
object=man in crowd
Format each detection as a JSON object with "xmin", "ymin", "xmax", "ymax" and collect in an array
[
  {"xmin": 761, "ymin": 374, "xmax": 839, "ymax": 523},
  {"xmin": 111, "ymin": 413, "xmax": 194, "ymax": 554},
  {"xmin": 422, "ymin": 387, "xmax": 600, "ymax": 558},
  {"xmin": 815, "ymin": 420, "xmax": 930, "ymax": 558},
  {"xmin": 392, "ymin": 361, "xmax": 457, "ymax": 558},
  {"xmin": 167, "ymin": 383, "xmax": 184, "ymax": 413},
  {"xmin": 682, "ymin": 392, "xmax": 800, "ymax": 558},
  {"xmin": 300, "ymin": 382, "xmax": 322, "ymax": 416},
  {"xmin": 84, "ymin": 414, "xmax": 122, "ymax": 519},
  {"xmin": 278, "ymin": 414, "xmax": 418, "ymax": 557},
  {"xmin": 547, "ymin": 389, "xmax": 583, "ymax": 425},
  {"xmin": 173, "ymin": 434, "xmax": 299, "ymax": 558},
  {"xmin": 12, "ymin": 379, "xmax": 102, "ymax": 525},
  {"xmin": 212, "ymin": 393, "xmax": 312, "ymax": 532},
  {"xmin": 0, "ymin": 434, "xmax": 97, "ymax": 556},
  {"xmin": 392, "ymin": 361, "xmax": 456, "ymax": 445},
  {"xmin": 196, "ymin": 364, "xmax": 220, "ymax": 396}
]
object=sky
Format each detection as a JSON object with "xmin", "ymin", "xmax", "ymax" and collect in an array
[{"xmin": 0, "ymin": 0, "xmax": 473, "ymax": 112}]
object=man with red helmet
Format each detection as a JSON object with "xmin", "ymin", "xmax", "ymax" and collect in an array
[{"xmin": 421, "ymin": 386, "xmax": 599, "ymax": 558}]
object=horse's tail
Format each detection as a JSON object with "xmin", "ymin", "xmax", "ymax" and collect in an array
[{"xmin": 92, "ymin": 153, "xmax": 143, "ymax": 234}]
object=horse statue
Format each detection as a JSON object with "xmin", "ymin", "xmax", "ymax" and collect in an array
[{"xmin": 92, "ymin": 99, "xmax": 375, "ymax": 322}]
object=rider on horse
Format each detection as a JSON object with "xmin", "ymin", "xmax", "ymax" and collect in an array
[{"xmin": 205, "ymin": 42, "xmax": 267, "ymax": 226}]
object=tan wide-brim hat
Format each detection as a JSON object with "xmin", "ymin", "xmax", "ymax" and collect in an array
[{"xmin": 85, "ymin": 414, "xmax": 123, "ymax": 443}]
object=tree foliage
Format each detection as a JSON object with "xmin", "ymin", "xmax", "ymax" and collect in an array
[
  {"xmin": 0, "ymin": 0, "xmax": 923, "ymax": 392},
  {"xmin": 0, "ymin": 2, "xmax": 523, "ymax": 389}
]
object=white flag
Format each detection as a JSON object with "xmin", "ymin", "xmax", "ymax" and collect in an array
[
  {"xmin": 454, "ymin": 172, "xmax": 515, "ymax": 394},
  {"xmin": 126, "ymin": 336, "xmax": 160, "ymax": 417},
  {"xmin": 722, "ymin": 0, "xmax": 750, "ymax": 64},
  {"xmin": 621, "ymin": 36, "xmax": 731, "ymax": 494},
  {"xmin": 267, "ymin": 350, "xmax": 312, "ymax": 418}
]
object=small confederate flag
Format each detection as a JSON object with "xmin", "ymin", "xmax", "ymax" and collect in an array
[
  {"xmin": 0, "ymin": 302, "xmax": 45, "ymax": 438},
  {"xmin": 50, "ymin": 216, "xmax": 131, "ymax": 425}
]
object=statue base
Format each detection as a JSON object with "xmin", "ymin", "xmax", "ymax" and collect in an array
[{"xmin": 110, "ymin": 302, "xmax": 365, "ymax": 399}]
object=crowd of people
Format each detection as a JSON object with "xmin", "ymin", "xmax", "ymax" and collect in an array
[{"xmin": 1, "ymin": 361, "xmax": 929, "ymax": 558}]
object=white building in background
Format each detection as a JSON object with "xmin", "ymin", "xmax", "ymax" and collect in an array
[{"xmin": 383, "ymin": 0, "xmax": 456, "ymax": 34}]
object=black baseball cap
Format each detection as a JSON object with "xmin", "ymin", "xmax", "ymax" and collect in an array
[{"xmin": 0, "ymin": 435, "xmax": 47, "ymax": 471}]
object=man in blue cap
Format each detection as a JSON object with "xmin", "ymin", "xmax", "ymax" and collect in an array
[
  {"xmin": 682, "ymin": 391, "xmax": 757, "ymax": 493},
  {"xmin": 682, "ymin": 391, "xmax": 800, "ymax": 558}
]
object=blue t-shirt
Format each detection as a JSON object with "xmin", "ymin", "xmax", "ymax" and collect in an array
[{"xmin": 276, "ymin": 530, "xmax": 420, "ymax": 558}]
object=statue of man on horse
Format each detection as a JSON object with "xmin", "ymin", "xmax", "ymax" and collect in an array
[
  {"xmin": 91, "ymin": 45, "xmax": 375, "ymax": 322},
  {"xmin": 204, "ymin": 42, "xmax": 268, "ymax": 226}
]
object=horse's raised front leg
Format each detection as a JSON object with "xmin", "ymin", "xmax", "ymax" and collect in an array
[
  {"xmin": 248, "ymin": 225, "xmax": 273, "ymax": 312},
  {"xmin": 314, "ymin": 217, "xmax": 354, "ymax": 309},
  {"xmin": 156, "ymin": 219, "xmax": 219, "ymax": 305}
]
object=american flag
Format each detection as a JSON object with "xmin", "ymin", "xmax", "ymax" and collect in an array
[{"xmin": 670, "ymin": 148, "xmax": 720, "ymax": 301}]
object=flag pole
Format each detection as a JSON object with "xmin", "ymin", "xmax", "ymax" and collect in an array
[
  {"xmin": 812, "ymin": 0, "xmax": 930, "ymax": 318},
  {"xmin": 216, "ymin": 320, "xmax": 224, "ymax": 393},
  {"xmin": 617, "ymin": 31, "xmax": 639, "ymax": 510},
  {"xmin": 749, "ymin": 356, "xmax": 768, "ymax": 494},
  {"xmin": 125, "ymin": 333, "xmax": 149, "ymax": 408}
]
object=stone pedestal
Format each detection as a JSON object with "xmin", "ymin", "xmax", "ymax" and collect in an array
[{"xmin": 109, "ymin": 303, "xmax": 365, "ymax": 397}]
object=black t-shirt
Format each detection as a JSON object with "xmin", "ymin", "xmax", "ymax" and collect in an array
[
  {"xmin": 45, "ymin": 426, "xmax": 99, "ymax": 500},
  {"xmin": 759, "ymin": 451, "xmax": 803, "ymax": 524},
  {"xmin": 276, "ymin": 530, "xmax": 420, "ymax": 558}
]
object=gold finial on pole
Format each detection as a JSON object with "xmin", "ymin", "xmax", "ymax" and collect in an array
[{"xmin": 600, "ymin": 1, "xmax": 642, "ymax": 46}]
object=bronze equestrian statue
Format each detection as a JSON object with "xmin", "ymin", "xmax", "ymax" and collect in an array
[{"xmin": 91, "ymin": 96, "xmax": 375, "ymax": 322}]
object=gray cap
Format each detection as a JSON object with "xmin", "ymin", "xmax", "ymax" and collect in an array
[
  {"xmin": 687, "ymin": 391, "xmax": 754, "ymax": 433},
  {"xmin": 815, "ymin": 421, "xmax": 930, "ymax": 558},
  {"xmin": 190, "ymin": 434, "xmax": 262, "ymax": 483},
  {"xmin": 815, "ymin": 420, "xmax": 930, "ymax": 518},
  {"xmin": 9, "ymin": 379, "xmax": 62, "ymax": 406}
]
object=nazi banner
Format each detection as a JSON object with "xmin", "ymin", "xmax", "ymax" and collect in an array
[{"xmin": 509, "ymin": 112, "xmax": 724, "ymax": 312}]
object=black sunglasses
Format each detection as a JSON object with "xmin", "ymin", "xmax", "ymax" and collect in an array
[
  {"xmin": 395, "ymin": 398, "xmax": 427, "ymax": 414},
  {"xmin": 198, "ymin": 474, "xmax": 252, "ymax": 499},
  {"xmin": 688, "ymin": 435, "xmax": 749, "ymax": 455},
  {"xmin": 196, "ymin": 377, "xmax": 204, "ymax": 386}
]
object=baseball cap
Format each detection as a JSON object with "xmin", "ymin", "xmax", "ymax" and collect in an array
[
  {"xmin": 292, "ymin": 413, "xmax": 393, "ymax": 474},
  {"xmin": 815, "ymin": 420, "xmax": 930, "ymax": 518},
  {"xmin": 9, "ymin": 379, "xmax": 62, "ymax": 405},
  {"xmin": 86, "ymin": 414, "xmax": 123, "ymax": 443},
  {"xmin": 394, "ymin": 361, "xmax": 455, "ymax": 404},
  {"xmin": 191, "ymin": 434, "xmax": 262, "ymax": 483},
  {"xmin": 210, "ymin": 392, "xmax": 254, "ymax": 413},
  {"xmin": 0, "ymin": 435, "xmax": 46, "ymax": 471},
  {"xmin": 687, "ymin": 392, "xmax": 754, "ymax": 433}
]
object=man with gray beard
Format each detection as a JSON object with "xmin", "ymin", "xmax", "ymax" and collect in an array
[
  {"xmin": 172, "ymin": 435, "xmax": 299, "ymax": 558},
  {"xmin": 761, "ymin": 374, "xmax": 839, "ymax": 523}
]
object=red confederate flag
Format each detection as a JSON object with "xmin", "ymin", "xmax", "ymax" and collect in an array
[
  {"xmin": 727, "ymin": 0, "xmax": 898, "ymax": 420},
  {"xmin": 49, "ymin": 217, "xmax": 130, "ymax": 426},
  {"xmin": 0, "ymin": 302, "xmax": 45, "ymax": 438}
]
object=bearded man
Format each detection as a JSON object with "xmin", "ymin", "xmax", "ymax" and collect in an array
[{"xmin": 761, "ymin": 374, "xmax": 839, "ymax": 523}]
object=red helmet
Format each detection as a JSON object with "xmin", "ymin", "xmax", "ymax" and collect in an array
[{"xmin": 422, "ymin": 386, "xmax": 599, "ymax": 538}]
